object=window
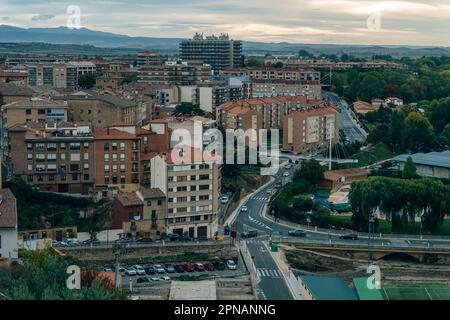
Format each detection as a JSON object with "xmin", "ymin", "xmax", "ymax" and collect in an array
[
  {"xmin": 69, "ymin": 142, "xmax": 80, "ymax": 150},
  {"xmin": 175, "ymin": 216, "xmax": 186, "ymax": 222},
  {"xmin": 104, "ymin": 175, "xmax": 110, "ymax": 184},
  {"xmin": 83, "ymin": 153, "xmax": 89, "ymax": 160},
  {"xmin": 112, "ymin": 176, "xmax": 118, "ymax": 184},
  {"xmin": 104, "ymin": 143, "xmax": 109, "ymax": 151},
  {"xmin": 120, "ymin": 153, "xmax": 125, "ymax": 162},
  {"xmin": 27, "ymin": 175, "xmax": 33, "ymax": 182},
  {"xmin": 61, "ymin": 153, "xmax": 66, "ymax": 160},
  {"xmin": 190, "ymin": 215, "xmax": 201, "ymax": 221},
  {"xmin": 83, "ymin": 163, "xmax": 89, "ymax": 170},
  {"xmin": 112, "ymin": 165, "xmax": 118, "ymax": 173},
  {"xmin": 112, "ymin": 143, "xmax": 117, "ymax": 151},
  {"xmin": 190, "ymin": 175, "xmax": 196, "ymax": 181},
  {"xmin": 70, "ymin": 153, "xmax": 80, "ymax": 161},
  {"xmin": 47, "ymin": 164, "xmax": 57, "ymax": 172},
  {"xmin": 199, "ymin": 185, "xmax": 209, "ymax": 190},
  {"xmin": 147, "ymin": 200, "xmax": 152, "ymax": 206},
  {"xmin": 47, "ymin": 154, "xmax": 57, "ymax": 161},
  {"xmin": 178, "ymin": 176, "xmax": 187, "ymax": 182},
  {"xmin": 177, "ymin": 186, "xmax": 187, "ymax": 192},
  {"xmin": 70, "ymin": 164, "xmax": 80, "ymax": 171},
  {"xmin": 48, "ymin": 175, "xmax": 56, "ymax": 182},
  {"xmin": 190, "ymin": 196, "xmax": 196, "ymax": 201},
  {"xmin": 199, "ymin": 195, "xmax": 209, "ymax": 201},
  {"xmin": 199, "ymin": 174, "xmax": 209, "ymax": 180},
  {"xmin": 84, "ymin": 174, "xmax": 90, "ymax": 180},
  {"xmin": 26, "ymin": 109, "xmax": 32, "ymax": 115},
  {"xmin": 157, "ymin": 200, "xmax": 162, "ymax": 206},
  {"xmin": 104, "ymin": 154, "xmax": 110, "ymax": 161},
  {"xmin": 83, "ymin": 142, "xmax": 89, "ymax": 148},
  {"xmin": 27, "ymin": 164, "xmax": 33, "ymax": 171},
  {"xmin": 27, "ymin": 154, "xmax": 33, "ymax": 160},
  {"xmin": 104, "ymin": 164, "xmax": 110, "ymax": 172},
  {"xmin": 112, "ymin": 154, "xmax": 118, "ymax": 162},
  {"xmin": 177, "ymin": 197, "xmax": 187, "ymax": 203},
  {"xmin": 120, "ymin": 176, "xmax": 126, "ymax": 184},
  {"xmin": 120, "ymin": 142, "xmax": 125, "ymax": 151},
  {"xmin": 120, "ymin": 164, "xmax": 126, "ymax": 173},
  {"xmin": 168, "ymin": 198, "xmax": 174, "ymax": 203},
  {"xmin": 60, "ymin": 142, "xmax": 66, "ymax": 149}
]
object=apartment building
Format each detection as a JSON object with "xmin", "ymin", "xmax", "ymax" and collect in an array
[
  {"xmin": 138, "ymin": 60, "xmax": 212, "ymax": 86},
  {"xmin": 0, "ymin": 70, "xmax": 28, "ymax": 85},
  {"xmin": 217, "ymin": 96, "xmax": 331, "ymax": 130},
  {"xmin": 52, "ymin": 91, "xmax": 138, "ymax": 126},
  {"xmin": 2, "ymin": 97, "xmax": 68, "ymax": 129},
  {"xmin": 150, "ymin": 147, "xmax": 221, "ymax": 238},
  {"xmin": 68, "ymin": 61, "xmax": 97, "ymax": 76},
  {"xmin": 180, "ymin": 33, "xmax": 244, "ymax": 72},
  {"xmin": 221, "ymin": 67, "xmax": 320, "ymax": 83},
  {"xmin": 92, "ymin": 127, "xmax": 141, "ymax": 195},
  {"xmin": 8, "ymin": 123, "xmax": 95, "ymax": 194},
  {"xmin": 265, "ymin": 58, "xmax": 407, "ymax": 71},
  {"xmin": 0, "ymin": 188, "xmax": 18, "ymax": 260},
  {"xmin": 283, "ymin": 107, "xmax": 339, "ymax": 154},
  {"xmin": 0, "ymin": 83, "xmax": 34, "ymax": 104},
  {"xmin": 252, "ymin": 79, "xmax": 322, "ymax": 99},
  {"xmin": 136, "ymin": 51, "xmax": 164, "ymax": 67},
  {"xmin": 28, "ymin": 64, "xmax": 78, "ymax": 89}
]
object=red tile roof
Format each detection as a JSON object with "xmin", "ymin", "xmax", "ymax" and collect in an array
[{"xmin": 92, "ymin": 127, "xmax": 138, "ymax": 140}]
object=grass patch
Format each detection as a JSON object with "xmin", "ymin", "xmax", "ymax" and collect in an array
[
  {"xmin": 351, "ymin": 142, "xmax": 393, "ymax": 167},
  {"xmin": 382, "ymin": 285, "xmax": 450, "ymax": 300}
]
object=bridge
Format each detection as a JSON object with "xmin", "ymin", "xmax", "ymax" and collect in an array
[
  {"xmin": 282, "ymin": 241, "xmax": 450, "ymax": 264},
  {"xmin": 259, "ymin": 152, "xmax": 359, "ymax": 165}
]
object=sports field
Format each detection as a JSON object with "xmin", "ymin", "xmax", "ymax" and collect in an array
[{"xmin": 382, "ymin": 285, "xmax": 450, "ymax": 300}]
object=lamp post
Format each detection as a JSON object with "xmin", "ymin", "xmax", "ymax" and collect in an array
[
  {"xmin": 368, "ymin": 212, "xmax": 375, "ymax": 266},
  {"xmin": 112, "ymin": 243, "xmax": 125, "ymax": 289}
]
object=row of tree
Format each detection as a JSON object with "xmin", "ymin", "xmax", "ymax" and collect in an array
[{"xmin": 349, "ymin": 176, "xmax": 450, "ymax": 233}]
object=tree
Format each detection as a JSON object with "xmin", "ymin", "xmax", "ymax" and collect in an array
[
  {"xmin": 245, "ymin": 58, "xmax": 264, "ymax": 67},
  {"xmin": 293, "ymin": 196, "xmax": 313, "ymax": 212},
  {"xmin": 78, "ymin": 73, "xmax": 97, "ymax": 89},
  {"xmin": 388, "ymin": 110, "xmax": 406, "ymax": 153},
  {"xmin": 273, "ymin": 61, "xmax": 284, "ymax": 68},
  {"xmin": 428, "ymin": 97, "xmax": 450, "ymax": 134},
  {"xmin": 405, "ymin": 111, "xmax": 435, "ymax": 152},
  {"xmin": 402, "ymin": 156, "xmax": 417, "ymax": 179},
  {"xmin": 399, "ymin": 84, "xmax": 416, "ymax": 103},
  {"xmin": 438, "ymin": 123, "xmax": 450, "ymax": 148},
  {"xmin": 298, "ymin": 50, "xmax": 314, "ymax": 58},
  {"xmin": 293, "ymin": 159, "xmax": 325, "ymax": 187},
  {"xmin": 359, "ymin": 72, "xmax": 385, "ymax": 102},
  {"xmin": 173, "ymin": 102, "xmax": 204, "ymax": 116}
]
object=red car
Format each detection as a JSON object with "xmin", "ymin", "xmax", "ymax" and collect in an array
[
  {"xmin": 194, "ymin": 263, "xmax": 205, "ymax": 271},
  {"xmin": 274, "ymin": 182, "xmax": 282, "ymax": 189},
  {"xmin": 184, "ymin": 263, "xmax": 195, "ymax": 272},
  {"xmin": 206, "ymin": 263, "xmax": 215, "ymax": 271}
]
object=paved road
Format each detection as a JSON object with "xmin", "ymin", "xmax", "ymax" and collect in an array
[{"xmin": 323, "ymin": 91, "xmax": 367, "ymax": 143}]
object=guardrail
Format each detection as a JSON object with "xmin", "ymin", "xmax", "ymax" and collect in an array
[{"xmin": 239, "ymin": 240, "xmax": 260, "ymax": 296}]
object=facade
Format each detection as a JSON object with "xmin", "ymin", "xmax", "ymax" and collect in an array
[
  {"xmin": 393, "ymin": 151, "xmax": 450, "ymax": 179},
  {"xmin": 93, "ymin": 127, "xmax": 141, "ymax": 195},
  {"xmin": 112, "ymin": 192, "xmax": 144, "ymax": 229},
  {"xmin": 0, "ymin": 83, "xmax": 34, "ymax": 104},
  {"xmin": 217, "ymin": 96, "xmax": 332, "ymax": 130},
  {"xmin": 252, "ymin": 80, "xmax": 322, "ymax": 99},
  {"xmin": 138, "ymin": 60, "xmax": 212, "ymax": 86},
  {"xmin": 27, "ymin": 64, "xmax": 78, "ymax": 89},
  {"xmin": 2, "ymin": 97, "xmax": 68, "ymax": 129},
  {"xmin": 150, "ymin": 147, "xmax": 221, "ymax": 238},
  {"xmin": 180, "ymin": 33, "xmax": 244, "ymax": 72},
  {"xmin": 53, "ymin": 91, "xmax": 138, "ymax": 126},
  {"xmin": 353, "ymin": 100, "xmax": 379, "ymax": 114},
  {"xmin": 0, "ymin": 70, "xmax": 28, "ymax": 85},
  {"xmin": 137, "ymin": 51, "xmax": 163, "ymax": 67},
  {"xmin": 265, "ymin": 58, "xmax": 406, "ymax": 71},
  {"xmin": 8, "ymin": 123, "xmax": 95, "ymax": 194},
  {"xmin": 221, "ymin": 67, "xmax": 320, "ymax": 82},
  {"xmin": 0, "ymin": 188, "xmax": 18, "ymax": 259},
  {"xmin": 283, "ymin": 107, "xmax": 339, "ymax": 154}
]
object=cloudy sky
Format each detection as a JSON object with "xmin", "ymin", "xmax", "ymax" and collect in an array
[{"xmin": 1, "ymin": 0, "xmax": 450, "ymax": 45}]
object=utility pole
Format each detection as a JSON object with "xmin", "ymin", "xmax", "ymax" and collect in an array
[
  {"xmin": 368, "ymin": 212, "xmax": 375, "ymax": 266},
  {"xmin": 328, "ymin": 122, "xmax": 334, "ymax": 170},
  {"xmin": 112, "ymin": 243, "xmax": 125, "ymax": 289}
]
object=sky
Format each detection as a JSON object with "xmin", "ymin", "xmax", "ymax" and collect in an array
[{"xmin": 1, "ymin": 0, "xmax": 450, "ymax": 46}]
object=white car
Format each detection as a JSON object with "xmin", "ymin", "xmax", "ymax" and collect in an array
[
  {"xmin": 133, "ymin": 265, "xmax": 146, "ymax": 275},
  {"xmin": 220, "ymin": 196, "xmax": 229, "ymax": 204},
  {"xmin": 151, "ymin": 277, "xmax": 160, "ymax": 282},
  {"xmin": 266, "ymin": 189, "xmax": 272, "ymax": 195},
  {"xmin": 125, "ymin": 267, "xmax": 137, "ymax": 276},
  {"xmin": 153, "ymin": 264, "xmax": 165, "ymax": 274},
  {"xmin": 226, "ymin": 260, "xmax": 237, "ymax": 270},
  {"xmin": 160, "ymin": 276, "xmax": 171, "ymax": 281},
  {"xmin": 283, "ymin": 172, "xmax": 290, "ymax": 177},
  {"xmin": 241, "ymin": 206, "xmax": 248, "ymax": 212}
]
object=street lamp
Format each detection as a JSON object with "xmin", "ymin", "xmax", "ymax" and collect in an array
[
  {"xmin": 368, "ymin": 213, "xmax": 375, "ymax": 266},
  {"xmin": 112, "ymin": 243, "xmax": 125, "ymax": 289}
]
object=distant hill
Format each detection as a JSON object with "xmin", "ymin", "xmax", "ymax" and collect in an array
[{"xmin": 1, "ymin": 25, "xmax": 450, "ymax": 57}]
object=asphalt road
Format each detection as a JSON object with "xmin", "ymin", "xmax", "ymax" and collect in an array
[{"xmin": 323, "ymin": 91, "xmax": 367, "ymax": 143}]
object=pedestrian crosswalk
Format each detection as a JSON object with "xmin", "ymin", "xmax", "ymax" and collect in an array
[
  {"xmin": 248, "ymin": 216, "xmax": 272, "ymax": 230},
  {"xmin": 252, "ymin": 196, "xmax": 268, "ymax": 201},
  {"xmin": 256, "ymin": 268, "xmax": 282, "ymax": 278}
]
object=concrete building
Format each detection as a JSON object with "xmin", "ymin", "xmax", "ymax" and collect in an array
[
  {"xmin": 252, "ymin": 80, "xmax": 321, "ymax": 99},
  {"xmin": 393, "ymin": 151, "xmax": 450, "ymax": 179},
  {"xmin": 283, "ymin": 107, "xmax": 339, "ymax": 154},
  {"xmin": 138, "ymin": 60, "xmax": 212, "ymax": 86},
  {"xmin": 150, "ymin": 146, "xmax": 221, "ymax": 238},
  {"xmin": 2, "ymin": 97, "xmax": 68, "ymax": 129},
  {"xmin": 27, "ymin": 63, "xmax": 78, "ymax": 89},
  {"xmin": 137, "ymin": 51, "xmax": 163, "ymax": 67},
  {"xmin": 353, "ymin": 100, "xmax": 379, "ymax": 114},
  {"xmin": 221, "ymin": 67, "xmax": 320, "ymax": 82},
  {"xmin": 217, "ymin": 96, "xmax": 332, "ymax": 130},
  {"xmin": 180, "ymin": 33, "xmax": 244, "ymax": 72},
  {"xmin": 8, "ymin": 122, "xmax": 95, "ymax": 194},
  {"xmin": 0, "ymin": 70, "xmax": 28, "ymax": 85},
  {"xmin": 0, "ymin": 188, "xmax": 18, "ymax": 259},
  {"xmin": 53, "ymin": 91, "xmax": 138, "ymax": 126},
  {"xmin": 92, "ymin": 127, "xmax": 141, "ymax": 195},
  {"xmin": 0, "ymin": 83, "xmax": 34, "ymax": 104}
]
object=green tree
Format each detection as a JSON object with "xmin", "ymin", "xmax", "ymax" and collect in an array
[
  {"xmin": 245, "ymin": 58, "xmax": 264, "ymax": 67},
  {"xmin": 273, "ymin": 61, "xmax": 284, "ymax": 68},
  {"xmin": 399, "ymin": 84, "xmax": 416, "ymax": 103},
  {"xmin": 173, "ymin": 102, "xmax": 205, "ymax": 116},
  {"xmin": 293, "ymin": 196, "xmax": 313, "ymax": 212},
  {"xmin": 402, "ymin": 156, "xmax": 417, "ymax": 179},
  {"xmin": 359, "ymin": 72, "xmax": 385, "ymax": 102},
  {"xmin": 78, "ymin": 73, "xmax": 97, "ymax": 89},
  {"xmin": 388, "ymin": 110, "xmax": 406, "ymax": 153},
  {"xmin": 293, "ymin": 159, "xmax": 325, "ymax": 187},
  {"xmin": 405, "ymin": 111, "xmax": 435, "ymax": 152}
]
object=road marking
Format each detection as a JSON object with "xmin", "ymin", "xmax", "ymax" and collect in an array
[{"xmin": 256, "ymin": 268, "xmax": 282, "ymax": 278}]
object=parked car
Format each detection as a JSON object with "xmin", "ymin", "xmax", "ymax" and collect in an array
[
  {"xmin": 242, "ymin": 230, "xmax": 258, "ymax": 238},
  {"xmin": 266, "ymin": 189, "xmax": 273, "ymax": 195},
  {"xmin": 195, "ymin": 236, "xmax": 208, "ymax": 241},
  {"xmin": 240, "ymin": 205, "xmax": 248, "ymax": 212},
  {"xmin": 82, "ymin": 239, "xmax": 101, "ymax": 246},
  {"xmin": 179, "ymin": 236, "xmax": 193, "ymax": 242},
  {"xmin": 288, "ymin": 229, "xmax": 307, "ymax": 237},
  {"xmin": 206, "ymin": 263, "xmax": 215, "ymax": 271},
  {"xmin": 144, "ymin": 267, "xmax": 155, "ymax": 275},
  {"xmin": 125, "ymin": 267, "xmax": 137, "ymax": 276},
  {"xmin": 118, "ymin": 267, "xmax": 126, "ymax": 276},
  {"xmin": 174, "ymin": 264, "xmax": 185, "ymax": 273},
  {"xmin": 227, "ymin": 260, "xmax": 237, "ymax": 270},
  {"xmin": 283, "ymin": 172, "xmax": 290, "ymax": 177},
  {"xmin": 274, "ymin": 182, "xmax": 282, "ymax": 189},
  {"xmin": 167, "ymin": 234, "xmax": 180, "ymax": 242},
  {"xmin": 150, "ymin": 277, "xmax": 160, "ymax": 282},
  {"xmin": 136, "ymin": 237, "xmax": 153, "ymax": 243},
  {"xmin": 133, "ymin": 265, "xmax": 146, "ymax": 275},
  {"xmin": 136, "ymin": 277, "xmax": 150, "ymax": 284},
  {"xmin": 220, "ymin": 196, "xmax": 229, "ymax": 204},
  {"xmin": 214, "ymin": 261, "xmax": 226, "ymax": 270},
  {"xmin": 194, "ymin": 263, "xmax": 205, "ymax": 272},
  {"xmin": 160, "ymin": 276, "xmax": 171, "ymax": 281},
  {"xmin": 115, "ymin": 237, "xmax": 133, "ymax": 244},
  {"xmin": 340, "ymin": 233, "xmax": 358, "ymax": 240},
  {"xmin": 164, "ymin": 264, "xmax": 176, "ymax": 273},
  {"xmin": 103, "ymin": 267, "xmax": 114, "ymax": 272},
  {"xmin": 153, "ymin": 264, "xmax": 165, "ymax": 274},
  {"xmin": 184, "ymin": 263, "xmax": 195, "ymax": 272}
]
